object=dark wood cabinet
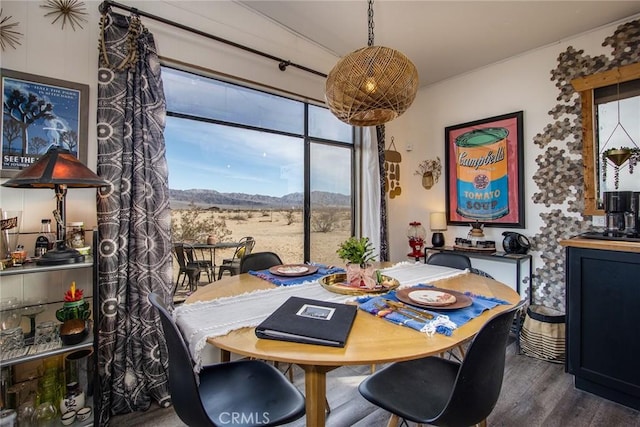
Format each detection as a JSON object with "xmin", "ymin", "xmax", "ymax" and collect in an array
[{"xmin": 565, "ymin": 241, "xmax": 640, "ymax": 410}]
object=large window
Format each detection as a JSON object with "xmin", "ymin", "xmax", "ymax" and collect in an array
[{"xmin": 162, "ymin": 66, "xmax": 355, "ymax": 266}]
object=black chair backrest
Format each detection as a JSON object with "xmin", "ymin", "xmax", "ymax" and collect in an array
[
  {"xmin": 240, "ymin": 252, "xmax": 283, "ymax": 274},
  {"xmin": 183, "ymin": 243, "xmax": 198, "ymax": 264},
  {"xmin": 437, "ymin": 300, "xmax": 525, "ymax": 426},
  {"xmin": 173, "ymin": 243, "xmax": 188, "ymax": 269},
  {"xmin": 148, "ymin": 293, "xmax": 212, "ymax": 426},
  {"xmin": 427, "ymin": 253, "xmax": 472, "ymax": 270}
]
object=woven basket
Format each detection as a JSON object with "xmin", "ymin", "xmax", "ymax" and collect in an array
[
  {"xmin": 325, "ymin": 46, "xmax": 419, "ymax": 126},
  {"xmin": 520, "ymin": 304, "xmax": 565, "ymax": 363}
]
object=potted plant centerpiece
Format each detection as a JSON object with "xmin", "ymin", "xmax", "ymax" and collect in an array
[{"xmin": 337, "ymin": 237, "xmax": 377, "ymax": 289}]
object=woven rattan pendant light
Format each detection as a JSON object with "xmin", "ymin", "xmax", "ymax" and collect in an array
[{"xmin": 325, "ymin": 0, "xmax": 419, "ymax": 126}]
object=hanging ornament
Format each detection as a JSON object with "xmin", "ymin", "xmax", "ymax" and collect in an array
[
  {"xmin": 41, "ymin": 0, "xmax": 88, "ymax": 31},
  {"xmin": 414, "ymin": 157, "xmax": 442, "ymax": 190},
  {"xmin": 0, "ymin": 8, "xmax": 23, "ymax": 50},
  {"xmin": 598, "ymin": 83, "xmax": 639, "ymax": 190},
  {"xmin": 384, "ymin": 137, "xmax": 402, "ymax": 198}
]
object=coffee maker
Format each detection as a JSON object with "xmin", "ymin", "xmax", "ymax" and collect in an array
[
  {"xmin": 626, "ymin": 191, "xmax": 640, "ymax": 237},
  {"xmin": 603, "ymin": 191, "xmax": 632, "ymax": 237}
]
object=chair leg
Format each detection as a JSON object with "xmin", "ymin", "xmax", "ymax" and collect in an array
[
  {"xmin": 386, "ymin": 414, "xmax": 400, "ymax": 427},
  {"xmin": 476, "ymin": 420, "xmax": 487, "ymax": 427}
]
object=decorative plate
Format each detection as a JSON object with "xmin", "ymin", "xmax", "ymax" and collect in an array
[
  {"xmin": 268, "ymin": 264, "xmax": 319, "ymax": 277},
  {"xmin": 396, "ymin": 287, "xmax": 472, "ymax": 310},
  {"xmin": 319, "ymin": 273, "xmax": 400, "ymax": 296},
  {"xmin": 408, "ymin": 290, "xmax": 457, "ymax": 306}
]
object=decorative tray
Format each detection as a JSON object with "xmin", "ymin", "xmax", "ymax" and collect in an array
[
  {"xmin": 452, "ymin": 245, "xmax": 497, "ymax": 254},
  {"xmin": 395, "ymin": 287, "xmax": 472, "ymax": 310},
  {"xmin": 268, "ymin": 264, "xmax": 319, "ymax": 277},
  {"xmin": 319, "ymin": 273, "xmax": 400, "ymax": 296}
]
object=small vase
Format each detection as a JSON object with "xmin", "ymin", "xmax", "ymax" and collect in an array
[{"xmin": 346, "ymin": 263, "xmax": 377, "ymax": 289}]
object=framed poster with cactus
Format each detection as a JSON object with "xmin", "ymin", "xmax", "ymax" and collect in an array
[{"xmin": 1, "ymin": 69, "xmax": 89, "ymax": 177}]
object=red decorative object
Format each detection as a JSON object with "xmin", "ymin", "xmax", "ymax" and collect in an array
[
  {"xmin": 63, "ymin": 281, "xmax": 84, "ymax": 302},
  {"xmin": 407, "ymin": 221, "xmax": 426, "ymax": 258}
]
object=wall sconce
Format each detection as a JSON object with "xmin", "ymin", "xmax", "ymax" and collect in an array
[{"xmin": 430, "ymin": 212, "xmax": 447, "ymax": 247}]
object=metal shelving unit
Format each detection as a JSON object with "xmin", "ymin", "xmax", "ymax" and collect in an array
[{"xmin": 0, "ymin": 240, "xmax": 97, "ymax": 426}]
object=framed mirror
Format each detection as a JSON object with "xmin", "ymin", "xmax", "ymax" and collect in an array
[{"xmin": 571, "ymin": 62, "xmax": 640, "ymax": 216}]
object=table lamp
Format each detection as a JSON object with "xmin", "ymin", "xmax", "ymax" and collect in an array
[
  {"xmin": 430, "ymin": 212, "xmax": 447, "ymax": 248},
  {"xmin": 2, "ymin": 146, "xmax": 109, "ymax": 265}
]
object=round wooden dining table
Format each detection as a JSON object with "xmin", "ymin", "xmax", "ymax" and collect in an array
[{"xmin": 185, "ymin": 265, "xmax": 521, "ymax": 427}]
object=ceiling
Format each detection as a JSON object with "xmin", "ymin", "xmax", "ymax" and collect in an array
[{"xmin": 239, "ymin": 1, "xmax": 640, "ymax": 87}]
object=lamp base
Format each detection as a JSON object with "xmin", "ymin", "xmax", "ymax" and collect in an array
[
  {"xmin": 431, "ymin": 232, "xmax": 445, "ymax": 248},
  {"xmin": 36, "ymin": 247, "xmax": 85, "ymax": 266}
]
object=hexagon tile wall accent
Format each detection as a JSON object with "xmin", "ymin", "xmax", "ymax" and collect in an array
[{"xmin": 531, "ymin": 19, "xmax": 640, "ymax": 311}]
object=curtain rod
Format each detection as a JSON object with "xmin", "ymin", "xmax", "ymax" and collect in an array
[{"xmin": 98, "ymin": 0, "xmax": 328, "ymax": 78}]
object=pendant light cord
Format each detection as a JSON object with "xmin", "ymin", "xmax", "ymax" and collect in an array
[{"xmin": 368, "ymin": 0, "xmax": 375, "ymax": 47}]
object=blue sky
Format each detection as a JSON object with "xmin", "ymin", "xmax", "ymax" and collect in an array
[
  {"xmin": 163, "ymin": 66, "xmax": 353, "ymax": 197},
  {"xmin": 165, "ymin": 117, "xmax": 352, "ymax": 197}
]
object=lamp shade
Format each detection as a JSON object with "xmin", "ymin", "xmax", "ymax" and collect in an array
[
  {"xmin": 325, "ymin": 46, "xmax": 419, "ymax": 126},
  {"xmin": 430, "ymin": 212, "xmax": 447, "ymax": 231},
  {"xmin": 2, "ymin": 146, "xmax": 109, "ymax": 189},
  {"xmin": 2, "ymin": 146, "xmax": 108, "ymax": 266}
]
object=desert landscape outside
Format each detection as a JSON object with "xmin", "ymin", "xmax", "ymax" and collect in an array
[{"xmin": 170, "ymin": 204, "xmax": 352, "ymax": 288}]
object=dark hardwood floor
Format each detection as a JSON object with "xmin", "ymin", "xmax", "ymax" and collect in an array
[{"xmin": 109, "ymin": 341, "xmax": 640, "ymax": 426}]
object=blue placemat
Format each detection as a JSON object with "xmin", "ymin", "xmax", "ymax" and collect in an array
[
  {"xmin": 357, "ymin": 284, "xmax": 510, "ymax": 336},
  {"xmin": 249, "ymin": 264, "xmax": 345, "ymax": 286}
]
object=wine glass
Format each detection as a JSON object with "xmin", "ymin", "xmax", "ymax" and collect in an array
[
  {"xmin": 0, "ymin": 297, "xmax": 21, "ymax": 331},
  {"xmin": 21, "ymin": 299, "xmax": 47, "ymax": 344}
]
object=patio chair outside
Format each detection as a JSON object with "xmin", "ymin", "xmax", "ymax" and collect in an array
[
  {"xmin": 173, "ymin": 243, "xmax": 201, "ymax": 293},
  {"xmin": 217, "ymin": 237, "xmax": 255, "ymax": 279}
]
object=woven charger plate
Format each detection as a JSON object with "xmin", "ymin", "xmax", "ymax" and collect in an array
[{"xmin": 319, "ymin": 273, "xmax": 399, "ymax": 296}]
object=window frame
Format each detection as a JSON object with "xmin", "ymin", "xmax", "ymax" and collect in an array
[{"xmin": 161, "ymin": 64, "xmax": 357, "ymax": 262}]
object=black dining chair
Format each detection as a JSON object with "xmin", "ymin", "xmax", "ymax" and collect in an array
[
  {"xmin": 184, "ymin": 244, "xmax": 214, "ymax": 283},
  {"xmin": 218, "ymin": 237, "xmax": 255, "ymax": 279},
  {"xmin": 359, "ymin": 299, "xmax": 525, "ymax": 427},
  {"xmin": 172, "ymin": 243, "xmax": 201, "ymax": 293},
  {"xmin": 148, "ymin": 293, "xmax": 306, "ymax": 427},
  {"xmin": 239, "ymin": 251, "xmax": 283, "ymax": 274},
  {"xmin": 427, "ymin": 252, "xmax": 472, "ymax": 270}
]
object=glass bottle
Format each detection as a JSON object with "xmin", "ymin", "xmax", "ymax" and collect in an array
[{"xmin": 34, "ymin": 219, "xmax": 54, "ymax": 257}]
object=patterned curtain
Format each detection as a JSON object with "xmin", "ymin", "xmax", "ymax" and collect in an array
[
  {"xmin": 376, "ymin": 125, "xmax": 389, "ymax": 261},
  {"xmin": 96, "ymin": 9, "xmax": 173, "ymax": 424}
]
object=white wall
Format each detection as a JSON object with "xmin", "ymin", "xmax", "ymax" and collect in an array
[{"xmin": 384, "ymin": 14, "xmax": 639, "ymax": 294}]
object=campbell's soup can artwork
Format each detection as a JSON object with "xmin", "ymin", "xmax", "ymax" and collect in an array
[{"xmin": 455, "ymin": 127, "xmax": 509, "ymax": 220}]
